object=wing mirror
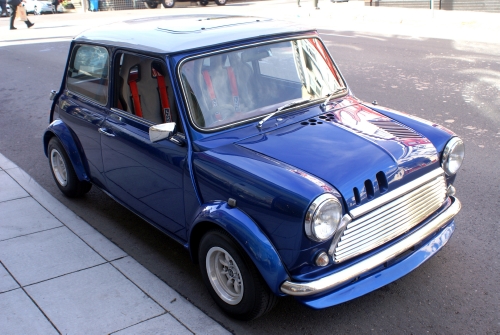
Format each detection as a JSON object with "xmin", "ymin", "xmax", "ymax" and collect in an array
[{"xmin": 149, "ymin": 122, "xmax": 176, "ymax": 143}]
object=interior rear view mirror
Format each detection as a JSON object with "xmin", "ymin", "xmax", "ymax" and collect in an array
[{"xmin": 241, "ymin": 47, "xmax": 272, "ymax": 63}]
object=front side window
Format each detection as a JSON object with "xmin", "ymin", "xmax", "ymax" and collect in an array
[
  {"xmin": 180, "ymin": 38, "xmax": 345, "ymax": 130},
  {"xmin": 67, "ymin": 44, "xmax": 109, "ymax": 105}
]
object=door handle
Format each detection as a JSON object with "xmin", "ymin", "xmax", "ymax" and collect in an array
[{"xmin": 98, "ymin": 128, "xmax": 115, "ymax": 137}]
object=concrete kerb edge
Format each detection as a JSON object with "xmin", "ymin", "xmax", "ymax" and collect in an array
[
  {"xmin": 0, "ymin": 154, "xmax": 127, "ymax": 262},
  {"xmin": 0, "ymin": 152, "xmax": 229, "ymax": 334}
]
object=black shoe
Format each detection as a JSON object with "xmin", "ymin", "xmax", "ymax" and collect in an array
[
  {"xmin": 10, "ymin": 26, "xmax": 17, "ymax": 30},
  {"xmin": 27, "ymin": 21, "xmax": 34, "ymax": 28}
]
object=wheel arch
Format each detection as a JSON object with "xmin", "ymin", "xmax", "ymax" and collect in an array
[
  {"xmin": 189, "ymin": 202, "xmax": 289, "ymax": 296},
  {"xmin": 43, "ymin": 120, "xmax": 90, "ymax": 182}
]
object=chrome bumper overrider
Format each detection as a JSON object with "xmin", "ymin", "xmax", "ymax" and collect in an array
[{"xmin": 281, "ymin": 196, "xmax": 461, "ymax": 297}]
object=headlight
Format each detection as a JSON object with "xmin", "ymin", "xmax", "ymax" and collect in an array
[
  {"xmin": 305, "ymin": 194, "xmax": 342, "ymax": 242},
  {"xmin": 441, "ymin": 137, "xmax": 465, "ymax": 176}
]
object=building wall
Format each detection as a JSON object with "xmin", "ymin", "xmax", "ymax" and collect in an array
[{"xmin": 368, "ymin": 0, "xmax": 500, "ymax": 12}]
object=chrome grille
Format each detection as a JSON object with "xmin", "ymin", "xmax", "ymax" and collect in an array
[{"xmin": 331, "ymin": 172, "xmax": 447, "ymax": 263}]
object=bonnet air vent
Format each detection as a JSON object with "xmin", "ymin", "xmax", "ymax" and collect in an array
[
  {"xmin": 301, "ymin": 118, "xmax": 324, "ymax": 126},
  {"xmin": 301, "ymin": 114, "xmax": 336, "ymax": 125},
  {"xmin": 376, "ymin": 171, "xmax": 388, "ymax": 193},
  {"xmin": 353, "ymin": 172, "xmax": 388, "ymax": 205},
  {"xmin": 369, "ymin": 120, "xmax": 422, "ymax": 139}
]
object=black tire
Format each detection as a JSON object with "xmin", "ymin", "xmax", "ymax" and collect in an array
[
  {"xmin": 47, "ymin": 137, "xmax": 92, "ymax": 198},
  {"xmin": 144, "ymin": 1, "xmax": 158, "ymax": 8},
  {"xmin": 214, "ymin": 0, "xmax": 226, "ymax": 5},
  {"xmin": 199, "ymin": 0, "xmax": 208, "ymax": 5},
  {"xmin": 198, "ymin": 229, "xmax": 277, "ymax": 320},
  {"xmin": 161, "ymin": 0, "xmax": 175, "ymax": 8}
]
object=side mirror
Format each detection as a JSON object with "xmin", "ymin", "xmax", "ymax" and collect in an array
[{"xmin": 149, "ymin": 122, "xmax": 176, "ymax": 143}]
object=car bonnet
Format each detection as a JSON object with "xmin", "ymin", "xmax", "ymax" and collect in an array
[{"xmin": 236, "ymin": 98, "xmax": 439, "ymax": 210}]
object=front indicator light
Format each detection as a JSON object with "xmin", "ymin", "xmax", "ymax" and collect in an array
[{"xmin": 315, "ymin": 252, "xmax": 330, "ymax": 267}]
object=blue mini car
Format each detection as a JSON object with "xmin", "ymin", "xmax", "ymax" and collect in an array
[{"xmin": 44, "ymin": 15, "xmax": 464, "ymax": 320}]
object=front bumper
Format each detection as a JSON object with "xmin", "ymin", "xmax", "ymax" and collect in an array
[{"xmin": 280, "ymin": 196, "xmax": 461, "ymax": 306}]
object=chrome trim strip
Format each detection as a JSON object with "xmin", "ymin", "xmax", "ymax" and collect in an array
[
  {"xmin": 345, "ymin": 180, "xmax": 445, "ymax": 233},
  {"xmin": 349, "ymin": 168, "xmax": 444, "ymax": 219},
  {"xmin": 280, "ymin": 197, "xmax": 460, "ymax": 297},
  {"xmin": 339, "ymin": 188, "xmax": 444, "ymax": 245},
  {"xmin": 334, "ymin": 175, "xmax": 446, "ymax": 262}
]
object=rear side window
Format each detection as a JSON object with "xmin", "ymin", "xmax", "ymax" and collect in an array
[{"xmin": 66, "ymin": 45, "xmax": 109, "ymax": 105}]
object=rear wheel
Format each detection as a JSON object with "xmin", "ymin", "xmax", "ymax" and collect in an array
[
  {"xmin": 198, "ymin": 229, "xmax": 277, "ymax": 320},
  {"xmin": 199, "ymin": 0, "xmax": 208, "ymax": 5},
  {"xmin": 144, "ymin": 1, "xmax": 158, "ymax": 8},
  {"xmin": 48, "ymin": 137, "xmax": 92, "ymax": 198},
  {"xmin": 214, "ymin": 0, "xmax": 226, "ymax": 5},
  {"xmin": 161, "ymin": 0, "xmax": 175, "ymax": 8}
]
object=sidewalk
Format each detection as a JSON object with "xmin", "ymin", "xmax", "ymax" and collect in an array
[{"xmin": 0, "ymin": 153, "xmax": 230, "ymax": 335}]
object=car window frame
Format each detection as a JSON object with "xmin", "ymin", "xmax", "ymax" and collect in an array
[
  {"xmin": 177, "ymin": 35, "xmax": 347, "ymax": 134},
  {"xmin": 109, "ymin": 50, "xmax": 185, "ymax": 134},
  {"xmin": 65, "ymin": 43, "xmax": 110, "ymax": 107}
]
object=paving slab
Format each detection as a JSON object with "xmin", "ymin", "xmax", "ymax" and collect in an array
[
  {"xmin": 25, "ymin": 263, "xmax": 166, "ymax": 335},
  {"xmin": 0, "ymin": 170, "xmax": 28, "ymax": 203},
  {"xmin": 112, "ymin": 314, "xmax": 193, "ymax": 335},
  {"xmin": 0, "ymin": 226, "xmax": 106, "ymax": 286},
  {"xmin": 0, "ymin": 154, "xmax": 17, "ymax": 170},
  {"xmin": 113, "ymin": 256, "xmax": 231, "ymax": 335},
  {"xmin": 0, "ymin": 263, "xmax": 18, "ymax": 293},
  {"xmin": 6, "ymin": 166, "xmax": 128, "ymax": 261},
  {"xmin": 0, "ymin": 197, "xmax": 62, "ymax": 241},
  {"xmin": 0, "ymin": 288, "xmax": 58, "ymax": 335}
]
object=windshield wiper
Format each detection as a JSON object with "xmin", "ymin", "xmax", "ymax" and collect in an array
[
  {"xmin": 257, "ymin": 98, "xmax": 311, "ymax": 128},
  {"xmin": 322, "ymin": 87, "xmax": 347, "ymax": 110}
]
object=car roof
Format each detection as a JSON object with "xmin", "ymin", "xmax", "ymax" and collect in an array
[{"xmin": 74, "ymin": 14, "xmax": 316, "ymax": 54}]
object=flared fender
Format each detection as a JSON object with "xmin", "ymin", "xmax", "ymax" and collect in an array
[
  {"xmin": 190, "ymin": 201, "xmax": 289, "ymax": 295},
  {"xmin": 43, "ymin": 120, "xmax": 90, "ymax": 182}
]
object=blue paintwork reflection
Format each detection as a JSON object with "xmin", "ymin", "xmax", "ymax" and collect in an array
[{"xmin": 101, "ymin": 112, "xmax": 188, "ymax": 239}]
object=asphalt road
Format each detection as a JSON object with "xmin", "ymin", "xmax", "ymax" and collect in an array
[{"xmin": 0, "ymin": 5, "xmax": 499, "ymax": 334}]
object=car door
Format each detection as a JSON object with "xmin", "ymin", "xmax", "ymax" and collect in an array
[
  {"xmin": 58, "ymin": 44, "xmax": 110, "ymax": 188},
  {"xmin": 100, "ymin": 52, "xmax": 188, "ymax": 239}
]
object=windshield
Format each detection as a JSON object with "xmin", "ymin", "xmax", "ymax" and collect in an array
[{"xmin": 180, "ymin": 38, "xmax": 346, "ymax": 130}]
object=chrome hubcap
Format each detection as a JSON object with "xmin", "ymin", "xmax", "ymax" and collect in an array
[
  {"xmin": 206, "ymin": 247, "xmax": 244, "ymax": 305},
  {"xmin": 50, "ymin": 148, "xmax": 68, "ymax": 187}
]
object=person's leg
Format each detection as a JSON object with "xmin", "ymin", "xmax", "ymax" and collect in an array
[
  {"xmin": 0, "ymin": 0, "xmax": 7, "ymax": 16},
  {"xmin": 24, "ymin": 19, "xmax": 34, "ymax": 27},
  {"xmin": 10, "ymin": 6, "xmax": 17, "ymax": 30},
  {"xmin": 297, "ymin": 0, "xmax": 300, "ymax": 7}
]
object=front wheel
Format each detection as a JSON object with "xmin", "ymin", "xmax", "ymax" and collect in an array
[
  {"xmin": 143, "ymin": 1, "xmax": 158, "ymax": 8},
  {"xmin": 214, "ymin": 0, "xmax": 226, "ymax": 5},
  {"xmin": 198, "ymin": 229, "xmax": 277, "ymax": 320},
  {"xmin": 199, "ymin": 0, "xmax": 208, "ymax": 5},
  {"xmin": 161, "ymin": 0, "xmax": 175, "ymax": 8},
  {"xmin": 48, "ymin": 137, "xmax": 92, "ymax": 198}
]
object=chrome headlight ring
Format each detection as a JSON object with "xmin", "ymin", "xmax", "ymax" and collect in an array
[
  {"xmin": 305, "ymin": 194, "xmax": 343, "ymax": 242},
  {"xmin": 441, "ymin": 137, "xmax": 465, "ymax": 176}
]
